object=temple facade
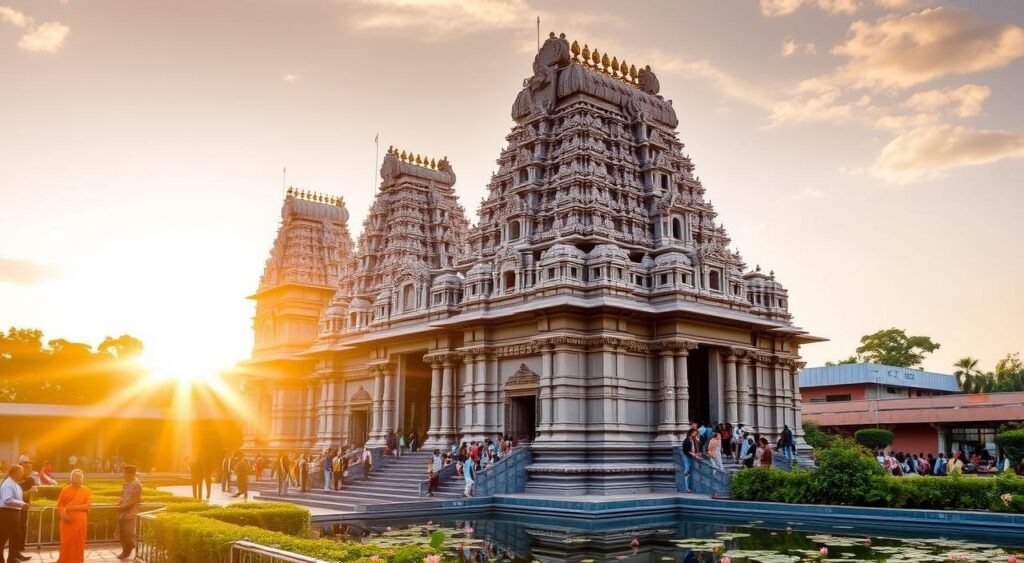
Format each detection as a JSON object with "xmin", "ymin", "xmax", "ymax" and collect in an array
[{"xmin": 241, "ymin": 34, "xmax": 822, "ymax": 494}]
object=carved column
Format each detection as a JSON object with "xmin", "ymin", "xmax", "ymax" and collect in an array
[
  {"xmin": 426, "ymin": 359, "xmax": 443, "ymax": 445},
  {"xmin": 382, "ymin": 364, "xmax": 396, "ymax": 436},
  {"xmin": 473, "ymin": 353, "xmax": 489, "ymax": 438},
  {"xmin": 793, "ymin": 361, "xmax": 810, "ymax": 452},
  {"xmin": 370, "ymin": 367, "xmax": 384, "ymax": 442},
  {"xmin": 461, "ymin": 355, "xmax": 475, "ymax": 433},
  {"xmin": 657, "ymin": 348, "xmax": 677, "ymax": 442},
  {"xmin": 538, "ymin": 343, "xmax": 555, "ymax": 435},
  {"xmin": 675, "ymin": 346, "xmax": 691, "ymax": 433},
  {"xmin": 738, "ymin": 355, "xmax": 753, "ymax": 428},
  {"xmin": 440, "ymin": 358, "xmax": 455, "ymax": 442},
  {"xmin": 724, "ymin": 352, "xmax": 738, "ymax": 426}
]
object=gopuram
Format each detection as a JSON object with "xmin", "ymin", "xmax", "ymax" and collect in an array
[{"xmin": 240, "ymin": 33, "xmax": 821, "ymax": 494}]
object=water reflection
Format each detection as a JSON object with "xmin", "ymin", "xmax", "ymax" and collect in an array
[{"xmin": 318, "ymin": 511, "xmax": 1024, "ymax": 562}]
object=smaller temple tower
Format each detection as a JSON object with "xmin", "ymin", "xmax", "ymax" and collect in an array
[{"xmin": 242, "ymin": 188, "xmax": 354, "ymax": 452}]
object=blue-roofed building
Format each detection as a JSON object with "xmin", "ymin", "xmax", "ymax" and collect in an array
[
  {"xmin": 800, "ymin": 363, "xmax": 960, "ymax": 403},
  {"xmin": 801, "ymin": 363, "xmax": 1024, "ymax": 461}
]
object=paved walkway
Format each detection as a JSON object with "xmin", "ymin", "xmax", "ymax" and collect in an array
[
  {"xmin": 10, "ymin": 544, "xmax": 124, "ymax": 561},
  {"xmin": 158, "ymin": 483, "xmax": 346, "ymax": 520}
]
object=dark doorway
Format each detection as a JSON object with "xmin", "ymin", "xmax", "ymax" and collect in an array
[
  {"xmin": 350, "ymin": 410, "xmax": 369, "ymax": 447},
  {"xmin": 506, "ymin": 395, "xmax": 537, "ymax": 442},
  {"xmin": 687, "ymin": 346, "xmax": 711, "ymax": 426},
  {"xmin": 402, "ymin": 354, "xmax": 432, "ymax": 446}
]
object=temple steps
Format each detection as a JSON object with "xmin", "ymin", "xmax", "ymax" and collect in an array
[{"xmin": 254, "ymin": 450, "xmax": 465, "ymax": 512}]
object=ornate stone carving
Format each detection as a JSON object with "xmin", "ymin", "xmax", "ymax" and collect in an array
[
  {"xmin": 506, "ymin": 364, "xmax": 540, "ymax": 387},
  {"xmin": 350, "ymin": 386, "xmax": 371, "ymax": 403}
]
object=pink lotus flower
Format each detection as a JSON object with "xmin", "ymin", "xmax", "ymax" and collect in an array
[
  {"xmin": 466, "ymin": 526, "xmax": 474, "ymax": 535},
  {"xmin": 722, "ymin": 557, "xmax": 732, "ymax": 563},
  {"xmin": 820, "ymin": 547, "xmax": 829, "ymax": 557},
  {"xmin": 631, "ymin": 538, "xmax": 640, "ymax": 548},
  {"xmin": 385, "ymin": 527, "xmax": 392, "ymax": 532},
  {"xmin": 865, "ymin": 539, "xmax": 872, "ymax": 547},
  {"xmin": 786, "ymin": 527, "xmax": 792, "ymax": 532},
  {"xmin": 425, "ymin": 556, "xmax": 441, "ymax": 563},
  {"xmin": 1008, "ymin": 556, "xmax": 1018, "ymax": 563}
]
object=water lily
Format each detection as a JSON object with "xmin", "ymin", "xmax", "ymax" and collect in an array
[
  {"xmin": 721, "ymin": 557, "xmax": 732, "ymax": 563},
  {"xmin": 425, "ymin": 556, "xmax": 441, "ymax": 563},
  {"xmin": 631, "ymin": 538, "xmax": 640, "ymax": 548},
  {"xmin": 820, "ymin": 547, "xmax": 829, "ymax": 557},
  {"xmin": 1008, "ymin": 556, "xmax": 1017, "ymax": 563},
  {"xmin": 865, "ymin": 538, "xmax": 872, "ymax": 547}
]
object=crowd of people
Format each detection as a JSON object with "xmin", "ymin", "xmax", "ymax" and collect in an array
[
  {"xmin": 680, "ymin": 422, "xmax": 799, "ymax": 492},
  {"xmin": 0, "ymin": 460, "xmax": 142, "ymax": 562},
  {"xmin": 874, "ymin": 449, "xmax": 1023, "ymax": 477}
]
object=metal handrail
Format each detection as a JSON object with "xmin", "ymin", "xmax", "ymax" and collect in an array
[
  {"xmin": 135, "ymin": 507, "xmax": 167, "ymax": 563},
  {"xmin": 26, "ymin": 502, "xmax": 144, "ymax": 548},
  {"xmin": 230, "ymin": 541, "xmax": 329, "ymax": 563}
]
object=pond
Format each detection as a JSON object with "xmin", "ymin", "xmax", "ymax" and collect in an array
[{"xmin": 318, "ymin": 511, "xmax": 1024, "ymax": 562}]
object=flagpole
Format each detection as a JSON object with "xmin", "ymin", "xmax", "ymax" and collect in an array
[
  {"xmin": 536, "ymin": 16, "xmax": 540, "ymax": 52},
  {"xmin": 283, "ymin": 166, "xmax": 287, "ymax": 195},
  {"xmin": 373, "ymin": 133, "xmax": 379, "ymax": 195}
]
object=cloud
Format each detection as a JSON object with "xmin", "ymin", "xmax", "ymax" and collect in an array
[
  {"xmin": 281, "ymin": 73, "xmax": 300, "ymax": 83},
  {"xmin": 0, "ymin": 5, "xmax": 29, "ymax": 28},
  {"xmin": 0, "ymin": 258, "xmax": 58, "ymax": 286},
  {"xmin": 677, "ymin": 60, "xmax": 776, "ymax": 111},
  {"xmin": 871, "ymin": 124, "xmax": 1024, "ymax": 183},
  {"xmin": 832, "ymin": 7, "xmax": 1024, "ymax": 89},
  {"xmin": 17, "ymin": 20, "xmax": 69, "ymax": 52},
  {"xmin": 342, "ymin": 0, "xmax": 531, "ymax": 39},
  {"xmin": 903, "ymin": 84, "xmax": 990, "ymax": 118},
  {"xmin": 0, "ymin": 5, "xmax": 70, "ymax": 53},
  {"xmin": 781, "ymin": 39, "xmax": 816, "ymax": 57},
  {"xmin": 760, "ymin": 0, "xmax": 857, "ymax": 17}
]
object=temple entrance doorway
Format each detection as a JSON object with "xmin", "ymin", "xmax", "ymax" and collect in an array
[
  {"xmin": 350, "ymin": 410, "xmax": 368, "ymax": 447},
  {"xmin": 505, "ymin": 395, "xmax": 537, "ymax": 443},
  {"xmin": 401, "ymin": 353, "xmax": 432, "ymax": 447},
  {"xmin": 687, "ymin": 346, "xmax": 711, "ymax": 426}
]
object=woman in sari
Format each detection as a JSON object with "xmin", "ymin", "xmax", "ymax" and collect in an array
[{"xmin": 56, "ymin": 469, "xmax": 92, "ymax": 563}]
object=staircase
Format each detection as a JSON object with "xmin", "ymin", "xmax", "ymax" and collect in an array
[{"xmin": 254, "ymin": 451, "xmax": 464, "ymax": 512}]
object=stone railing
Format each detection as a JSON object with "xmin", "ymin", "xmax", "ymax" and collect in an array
[
  {"xmin": 230, "ymin": 541, "xmax": 327, "ymax": 562},
  {"xmin": 474, "ymin": 446, "xmax": 533, "ymax": 496},
  {"xmin": 673, "ymin": 446, "xmax": 731, "ymax": 497}
]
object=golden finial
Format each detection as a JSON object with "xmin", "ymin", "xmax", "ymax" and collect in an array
[
  {"xmin": 416, "ymin": 154, "xmax": 423, "ymax": 166},
  {"xmin": 610, "ymin": 56, "xmax": 619, "ymax": 77},
  {"xmin": 591, "ymin": 48, "xmax": 601, "ymax": 67},
  {"xmin": 388, "ymin": 145, "xmax": 394, "ymax": 155},
  {"xmin": 400, "ymin": 150, "xmax": 407, "ymax": 162},
  {"xmin": 571, "ymin": 40, "xmax": 580, "ymax": 61},
  {"xmin": 619, "ymin": 59, "xmax": 629, "ymax": 79},
  {"xmin": 629, "ymin": 64, "xmax": 638, "ymax": 83},
  {"xmin": 430, "ymin": 158, "xmax": 436, "ymax": 169},
  {"xmin": 581, "ymin": 44, "xmax": 590, "ymax": 65},
  {"xmin": 286, "ymin": 186, "xmax": 293, "ymax": 195},
  {"xmin": 600, "ymin": 53, "xmax": 610, "ymax": 73}
]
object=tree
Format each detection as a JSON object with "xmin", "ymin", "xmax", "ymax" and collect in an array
[
  {"xmin": 826, "ymin": 355, "xmax": 861, "ymax": 366},
  {"xmin": 854, "ymin": 328, "xmax": 939, "ymax": 368},
  {"xmin": 953, "ymin": 356, "xmax": 983, "ymax": 393},
  {"xmin": 98, "ymin": 335, "xmax": 144, "ymax": 358},
  {"xmin": 854, "ymin": 428, "xmax": 894, "ymax": 450}
]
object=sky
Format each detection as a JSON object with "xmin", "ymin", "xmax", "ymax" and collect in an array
[{"xmin": 1, "ymin": 0, "xmax": 1022, "ymax": 378}]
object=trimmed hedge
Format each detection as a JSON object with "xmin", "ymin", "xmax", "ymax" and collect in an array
[
  {"xmin": 731, "ymin": 442, "xmax": 1024, "ymax": 512},
  {"xmin": 854, "ymin": 428, "xmax": 894, "ymax": 450},
  {"xmin": 996, "ymin": 429, "xmax": 1024, "ymax": 463},
  {"xmin": 145, "ymin": 512, "xmax": 429, "ymax": 562}
]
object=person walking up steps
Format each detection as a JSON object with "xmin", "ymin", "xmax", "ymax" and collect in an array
[
  {"xmin": 428, "ymin": 449, "xmax": 442, "ymax": 497},
  {"xmin": 462, "ymin": 454, "xmax": 475, "ymax": 498},
  {"xmin": 362, "ymin": 447, "xmax": 372, "ymax": 480}
]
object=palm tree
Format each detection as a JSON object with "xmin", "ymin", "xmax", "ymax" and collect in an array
[{"xmin": 953, "ymin": 357, "xmax": 982, "ymax": 393}]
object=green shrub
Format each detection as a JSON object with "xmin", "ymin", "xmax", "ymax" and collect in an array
[
  {"xmin": 802, "ymin": 421, "xmax": 835, "ymax": 450},
  {"xmin": 854, "ymin": 428, "xmax": 894, "ymax": 450},
  {"xmin": 731, "ymin": 438, "xmax": 1024, "ymax": 513},
  {"xmin": 996, "ymin": 429, "xmax": 1024, "ymax": 463},
  {"xmin": 200, "ymin": 502, "xmax": 310, "ymax": 536},
  {"xmin": 145, "ymin": 512, "xmax": 429, "ymax": 562}
]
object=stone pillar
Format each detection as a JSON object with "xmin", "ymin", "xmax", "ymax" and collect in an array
[
  {"xmin": 462, "ymin": 355, "xmax": 475, "ymax": 433},
  {"xmin": 538, "ymin": 344, "xmax": 554, "ymax": 435},
  {"xmin": 771, "ymin": 359, "xmax": 785, "ymax": 437},
  {"xmin": 724, "ymin": 353, "xmax": 738, "ymax": 426},
  {"xmin": 441, "ymin": 358, "xmax": 455, "ymax": 443},
  {"xmin": 473, "ymin": 353, "xmax": 489, "ymax": 438},
  {"xmin": 792, "ymin": 362, "xmax": 811, "ymax": 453},
  {"xmin": 657, "ymin": 349, "xmax": 677, "ymax": 442},
  {"xmin": 370, "ymin": 367, "xmax": 384, "ymax": 443},
  {"xmin": 675, "ymin": 347, "xmax": 690, "ymax": 433},
  {"xmin": 426, "ymin": 360, "xmax": 443, "ymax": 445},
  {"xmin": 382, "ymin": 365, "xmax": 396, "ymax": 435},
  {"xmin": 738, "ymin": 356, "xmax": 753, "ymax": 428}
]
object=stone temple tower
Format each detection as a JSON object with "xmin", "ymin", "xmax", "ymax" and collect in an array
[
  {"xmin": 244, "ymin": 33, "xmax": 822, "ymax": 496},
  {"xmin": 243, "ymin": 189, "xmax": 355, "ymax": 451}
]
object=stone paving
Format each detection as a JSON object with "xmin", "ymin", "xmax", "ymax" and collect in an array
[{"xmin": 8, "ymin": 544, "xmax": 125, "ymax": 561}]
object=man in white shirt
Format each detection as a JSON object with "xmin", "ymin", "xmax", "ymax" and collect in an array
[{"xmin": 0, "ymin": 465, "xmax": 27, "ymax": 563}]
